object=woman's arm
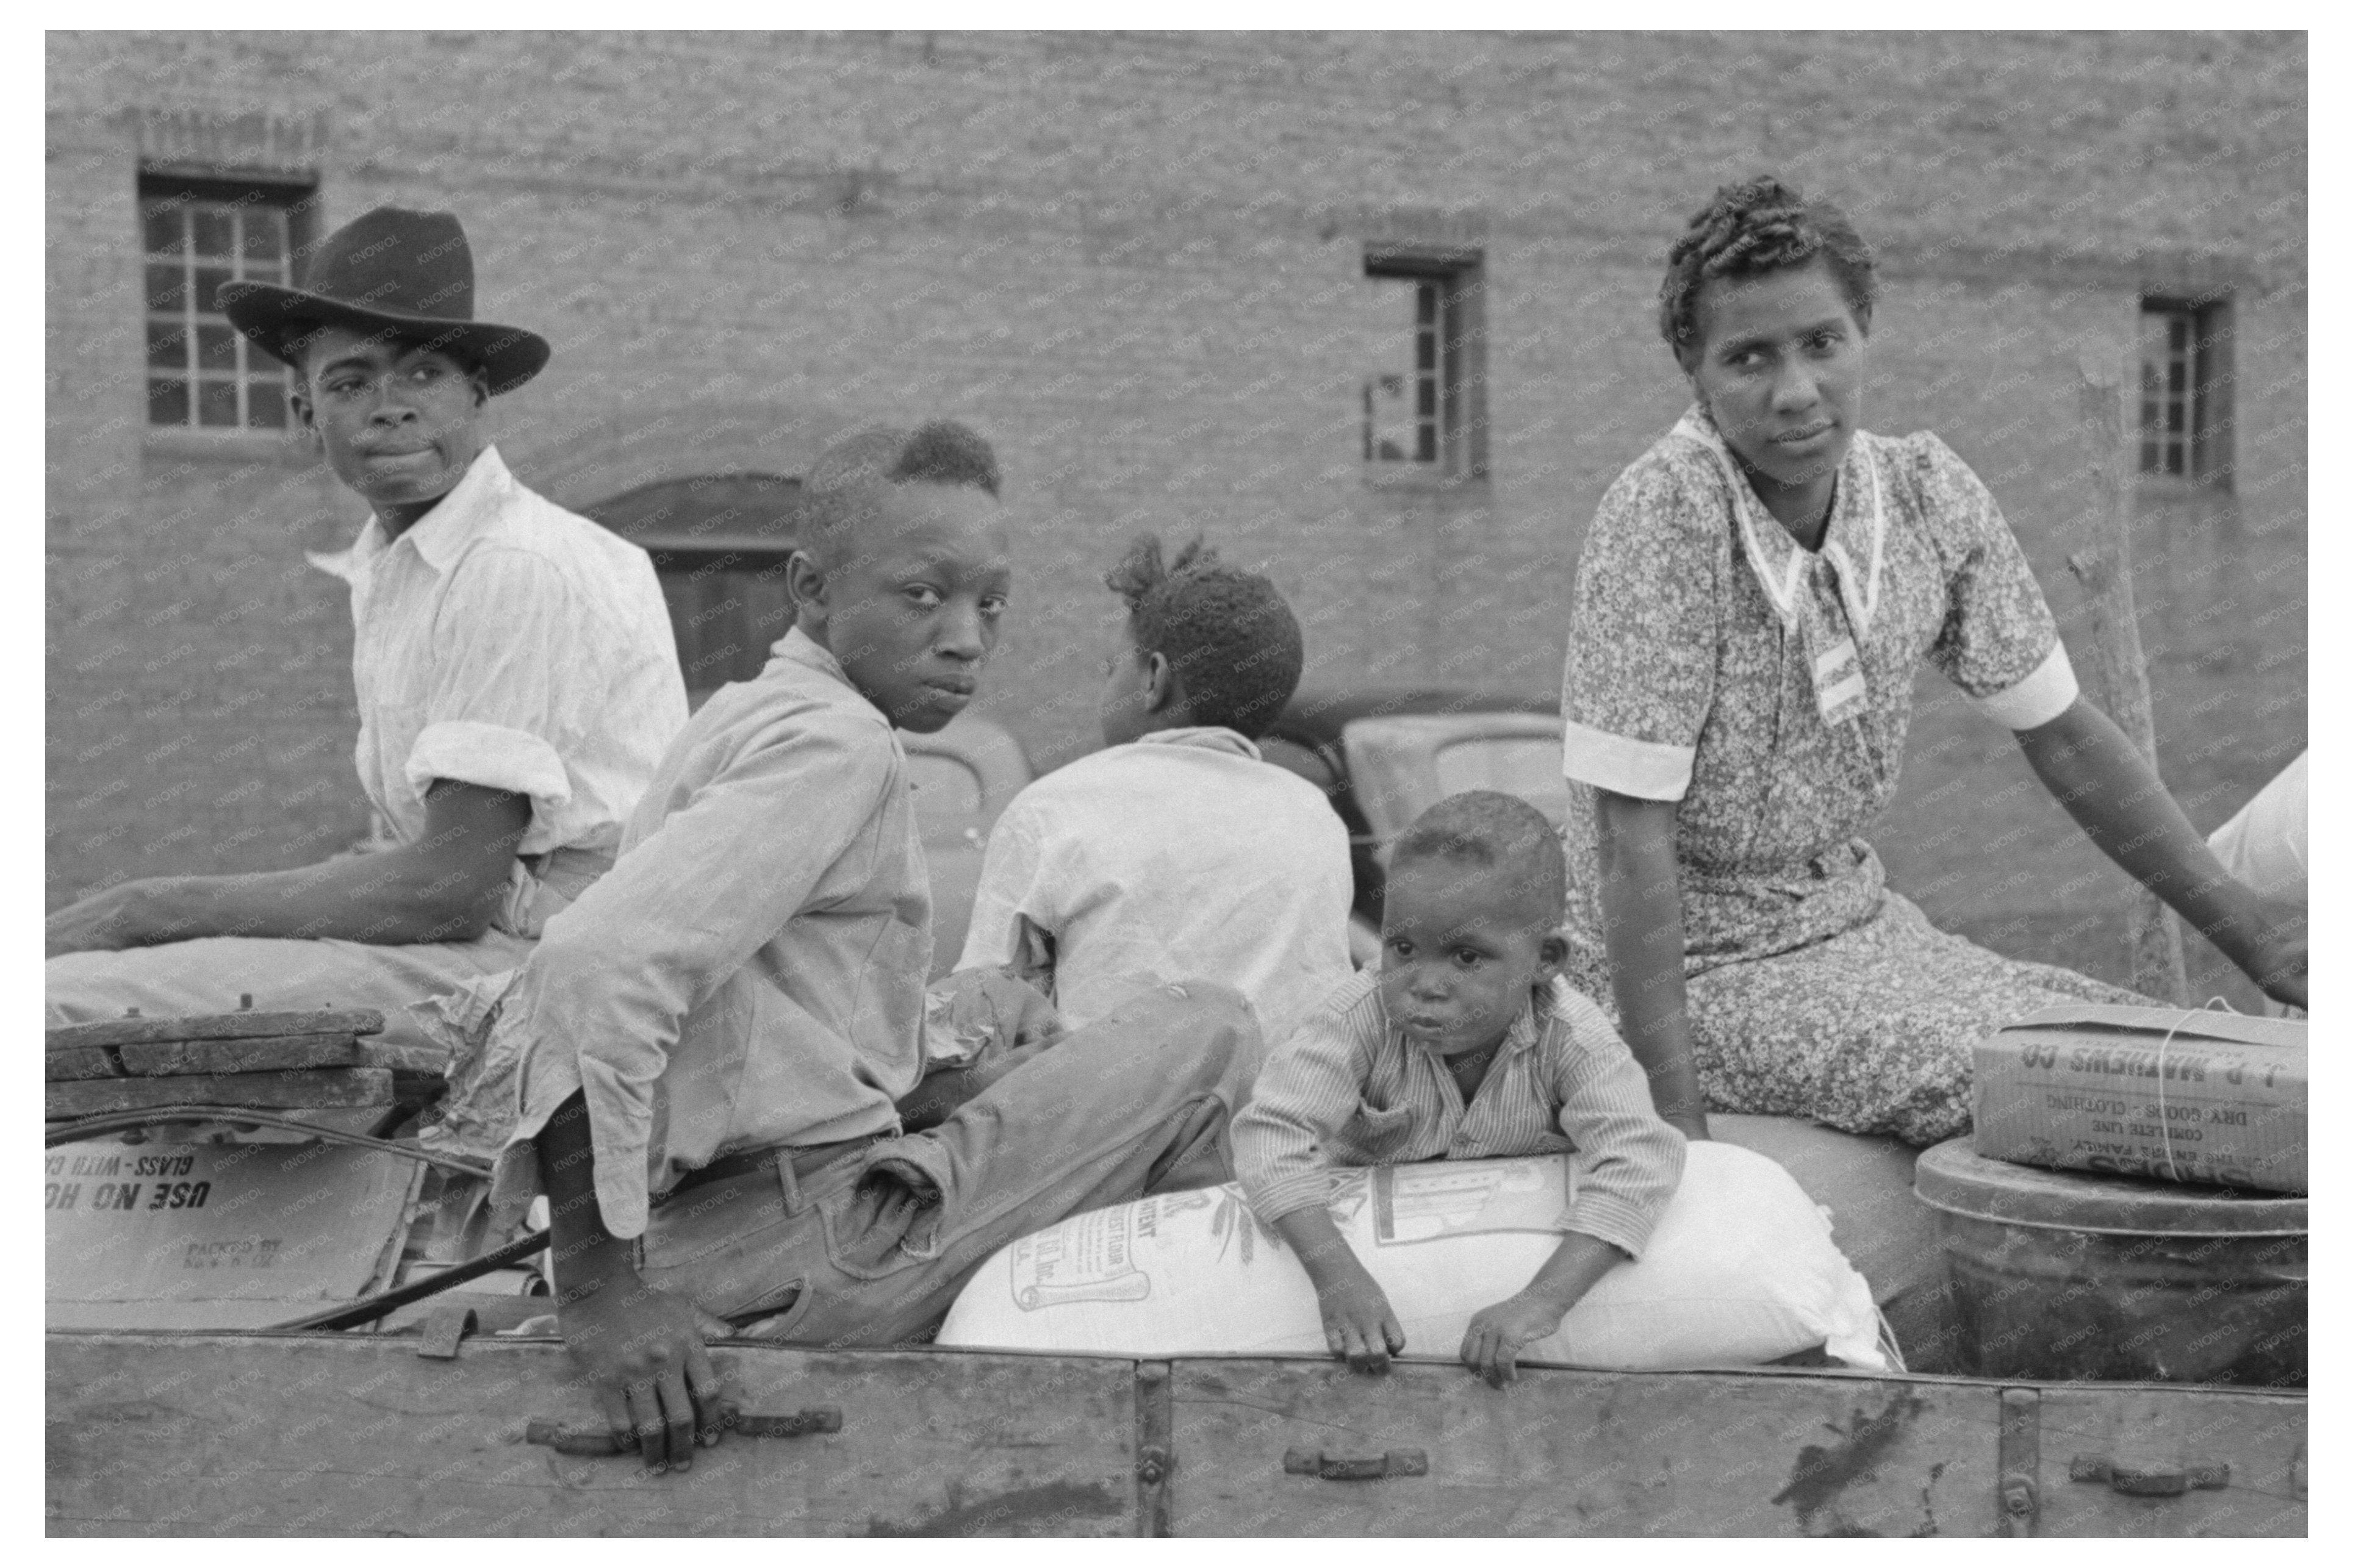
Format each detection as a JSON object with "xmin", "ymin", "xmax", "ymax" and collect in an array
[
  {"xmin": 1593, "ymin": 789, "xmax": 1709, "ymax": 1140},
  {"xmin": 2014, "ymin": 698, "xmax": 2305, "ymax": 1007}
]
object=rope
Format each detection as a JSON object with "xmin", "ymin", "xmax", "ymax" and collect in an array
[
  {"xmin": 2150, "ymin": 998, "xmax": 2246, "ymax": 1182},
  {"xmin": 1873, "ymin": 1305, "xmax": 1908, "ymax": 1375},
  {"xmin": 2150, "ymin": 1009, "xmax": 2210, "ymax": 1183},
  {"xmin": 264, "ymin": 1226, "xmax": 551, "ymax": 1333},
  {"xmin": 45, "ymin": 1105, "xmax": 490, "ymax": 1180}
]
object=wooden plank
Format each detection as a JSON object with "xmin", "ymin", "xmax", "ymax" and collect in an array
[
  {"xmin": 45, "ymin": 1047, "xmax": 121, "ymax": 1083},
  {"xmin": 45, "ymin": 1335, "xmax": 1139, "ymax": 1537},
  {"xmin": 47, "ymin": 1069, "xmax": 395, "ymax": 1119},
  {"xmin": 47, "ymin": 1008, "xmax": 386, "ymax": 1051},
  {"xmin": 116, "ymin": 1033, "xmax": 364, "ymax": 1076},
  {"xmin": 1166, "ymin": 1359, "xmax": 2005, "ymax": 1536},
  {"xmin": 120, "ymin": 1034, "xmax": 444, "ymax": 1078},
  {"xmin": 2035, "ymin": 1385, "xmax": 2306, "ymax": 1537},
  {"xmin": 50, "ymin": 1033, "xmax": 378, "ymax": 1081}
]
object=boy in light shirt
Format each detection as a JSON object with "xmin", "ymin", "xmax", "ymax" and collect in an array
[{"xmin": 957, "ymin": 535, "xmax": 1353, "ymax": 1059}]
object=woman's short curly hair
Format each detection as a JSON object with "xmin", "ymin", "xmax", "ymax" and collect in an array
[
  {"xmin": 1658, "ymin": 176, "xmax": 1878, "ymax": 371},
  {"xmin": 1105, "ymin": 534, "xmax": 1304, "ymax": 740}
]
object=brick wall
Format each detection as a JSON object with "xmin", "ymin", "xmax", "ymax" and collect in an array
[{"xmin": 47, "ymin": 30, "xmax": 2305, "ymax": 991}]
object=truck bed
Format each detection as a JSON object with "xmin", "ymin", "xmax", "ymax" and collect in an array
[{"xmin": 45, "ymin": 1331, "xmax": 2306, "ymax": 1537}]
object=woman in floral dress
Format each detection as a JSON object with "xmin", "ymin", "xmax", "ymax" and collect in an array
[{"xmin": 1559, "ymin": 177, "xmax": 2305, "ymax": 1147}]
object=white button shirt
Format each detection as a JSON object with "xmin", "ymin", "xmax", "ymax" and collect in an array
[
  {"xmin": 308, "ymin": 445, "xmax": 688, "ymax": 933},
  {"xmin": 955, "ymin": 726, "xmax": 1356, "ymax": 1049}
]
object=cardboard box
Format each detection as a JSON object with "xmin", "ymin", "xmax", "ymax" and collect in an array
[
  {"xmin": 46, "ymin": 1139, "xmax": 421, "ymax": 1328},
  {"xmin": 1972, "ymin": 1005, "xmax": 2307, "ymax": 1195}
]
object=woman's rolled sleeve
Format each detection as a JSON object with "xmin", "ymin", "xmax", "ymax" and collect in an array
[
  {"xmin": 1561, "ymin": 457, "xmax": 1723, "ymax": 802},
  {"xmin": 1912, "ymin": 434, "xmax": 2078, "ymax": 731}
]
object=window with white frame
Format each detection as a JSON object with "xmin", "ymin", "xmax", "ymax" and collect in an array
[
  {"xmin": 2138, "ymin": 296, "xmax": 2232, "ymax": 487},
  {"xmin": 1361, "ymin": 247, "xmax": 1485, "ymax": 480},
  {"xmin": 142, "ymin": 175, "xmax": 314, "ymax": 431}
]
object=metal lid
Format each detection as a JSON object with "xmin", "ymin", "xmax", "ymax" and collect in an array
[{"xmin": 1915, "ymin": 1139, "xmax": 2307, "ymax": 1237}]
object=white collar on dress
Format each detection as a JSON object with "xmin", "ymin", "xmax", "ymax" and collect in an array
[{"xmin": 1669, "ymin": 406, "xmax": 1886, "ymax": 636}]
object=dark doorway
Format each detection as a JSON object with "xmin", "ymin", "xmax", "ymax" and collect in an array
[{"xmin": 584, "ymin": 472, "xmax": 811, "ymax": 706}]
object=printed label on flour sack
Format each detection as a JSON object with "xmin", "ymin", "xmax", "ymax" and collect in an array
[
  {"xmin": 1010, "ymin": 1203, "xmax": 1154, "ymax": 1310},
  {"xmin": 1371, "ymin": 1157, "xmax": 1573, "ymax": 1245}
]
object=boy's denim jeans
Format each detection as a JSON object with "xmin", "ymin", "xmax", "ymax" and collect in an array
[{"xmin": 633, "ymin": 981, "xmax": 1257, "ymax": 1347}]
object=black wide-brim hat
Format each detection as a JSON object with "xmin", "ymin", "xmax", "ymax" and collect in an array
[{"xmin": 217, "ymin": 206, "xmax": 551, "ymax": 395}]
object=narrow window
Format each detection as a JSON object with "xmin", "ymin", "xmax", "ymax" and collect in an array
[
  {"xmin": 2138, "ymin": 296, "xmax": 2232, "ymax": 488},
  {"xmin": 1362, "ymin": 247, "xmax": 1485, "ymax": 481},
  {"xmin": 140, "ymin": 174, "xmax": 314, "ymax": 431}
]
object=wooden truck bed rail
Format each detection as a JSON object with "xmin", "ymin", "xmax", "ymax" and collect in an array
[{"xmin": 46, "ymin": 1331, "xmax": 2306, "ymax": 1538}]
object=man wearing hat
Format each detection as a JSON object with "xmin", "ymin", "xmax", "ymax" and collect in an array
[{"xmin": 46, "ymin": 206, "xmax": 689, "ymax": 1056}]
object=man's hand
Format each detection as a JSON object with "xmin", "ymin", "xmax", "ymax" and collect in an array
[
  {"xmin": 1461, "ymin": 1291, "xmax": 1571, "ymax": 1387},
  {"xmin": 46, "ymin": 880, "xmax": 170, "ymax": 956},
  {"xmin": 1314, "ymin": 1267, "xmax": 1406, "ymax": 1374},
  {"xmin": 900, "ymin": 968, "xmax": 1066, "ymax": 1131},
  {"xmin": 557, "ymin": 1270, "xmax": 734, "ymax": 1473},
  {"xmin": 939, "ymin": 965, "xmax": 1063, "ymax": 1050}
]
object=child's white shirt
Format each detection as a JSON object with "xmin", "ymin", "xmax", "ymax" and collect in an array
[{"xmin": 955, "ymin": 726, "xmax": 1355, "ymax": 1051}]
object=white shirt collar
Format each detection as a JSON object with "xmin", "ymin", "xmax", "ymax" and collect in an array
[
  {"xmin": 306, "ymin": 445, "xmax": 514, "ymax": 585},
  {"xmin": 1133, "ymin": 725, "xmax": 1261, "ymax": 761}
]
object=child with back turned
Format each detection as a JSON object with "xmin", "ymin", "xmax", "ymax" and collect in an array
[
  {"xmin": 1235, "ymin": 790, "xmax": 1686, "ymax": 1386},
  {"xmin": 957, "ymin": 534, "xmax": 1353, "ymax": 1056}
]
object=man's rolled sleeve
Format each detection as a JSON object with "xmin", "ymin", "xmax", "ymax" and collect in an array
[
  {"xmin": 404, "ymin": 718, "xmax": 572, "ymax": 808},
  {"xmin": 1234, "ymin": 986, "xmax": 1374, "ymax": 1223},
  {"xmin": 1550, "ymin": 1008, "xmax": 1687, "ymax": 1260},
  {"xmin": 420, "ymin": 547, "xmax": 602, "ymax": 852},
  {"xmin": 494, "ymin": 711, "xmax": 899, "ymax": 1238}
]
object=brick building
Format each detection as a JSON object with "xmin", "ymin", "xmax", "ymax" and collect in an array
[{"xmin": 45, "ymin": 30, "xmax": 2305, "ymax": 995}]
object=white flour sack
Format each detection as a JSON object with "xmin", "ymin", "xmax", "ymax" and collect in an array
[{"xmin": 938, "ymin": 1141, "xmax": 1885, "ymax": 1370}]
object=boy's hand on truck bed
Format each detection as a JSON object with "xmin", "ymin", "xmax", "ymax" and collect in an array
[
  {"xmin": 559, "ymin": 1271, "xmax": 733, "ymax": 1474},
  {"xmin": 1270, "ymin": 1206, "xmax": 1404, "ymax": 1373},
  {"xmin": 1460, "ymin": 1292, "xmax": 1570, "ymax": 1387},
  {"xmin": 1315, "ymin": 1270, "xmax": 1407, "ymax": 1374}
]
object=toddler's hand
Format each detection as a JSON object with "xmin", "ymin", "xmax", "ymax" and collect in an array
[
  {"xmin": 1316, "ymin": 1270, "xmax": 1405, "ymax": 1374},
  {"xmin": 1461, "ymin": 1291, "xmax": 1569, "ymax": 1387}
]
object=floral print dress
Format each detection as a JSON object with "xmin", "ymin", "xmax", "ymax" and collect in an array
[{"xmin": 1559, "ymin": 404, "xmax": 2149, "ymax": 1146}]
